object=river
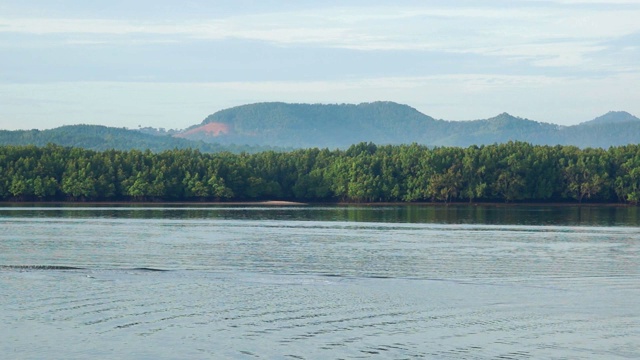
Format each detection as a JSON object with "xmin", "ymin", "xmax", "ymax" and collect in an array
[{"xmin": 1, "ymin": 205, "xmax": 638, "ymax": 359}]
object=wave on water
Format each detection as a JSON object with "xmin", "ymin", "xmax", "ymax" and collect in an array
[
  {"xmin": 0, "ymin": 265, "xmax": 86, "ymax": 271},
  {"xmin": 0, "ymin": 265, "xmax": 170, "ymax": 272},
  {"xmin": 129, "ymin": 267, "xmax": 171, "ymax": 272}
]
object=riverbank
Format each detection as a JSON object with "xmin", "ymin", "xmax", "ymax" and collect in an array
[{"xmin": 0, "ymin": 200, "xmax": 634, "ymax": 207}]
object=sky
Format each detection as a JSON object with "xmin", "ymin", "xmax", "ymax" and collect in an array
[{"xmin": 1, "ymin": 0, "xmax": 639, "ymax": 130}]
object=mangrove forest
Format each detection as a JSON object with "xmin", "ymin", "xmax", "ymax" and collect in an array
[{"xmin": 2, "ymin": 141, "xmax": 640, "ymax": 204}]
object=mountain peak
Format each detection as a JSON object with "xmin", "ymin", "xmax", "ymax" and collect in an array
[
  {"xmin": 485, "ymin": 112, "xmax": 522, "ymax": 123},
  {"xmin": 179, "ymin": 102, "xmax": 437, "ymax": 148},
  {"xmin": 584, "ymin": 111, "xmax": 640, "ymax": 125}
]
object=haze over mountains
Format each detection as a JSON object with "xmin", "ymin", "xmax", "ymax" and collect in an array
[
  {"xmin": 179, "ymin": 102, "xmax": 640, "ymax": 149},
  {"xmin": 0, "ymin": 125, "xmax": 277, "ymax": 153},
  {"xmin": 1, "ymin": 101, "xmax": 639, "ymax": 152}
]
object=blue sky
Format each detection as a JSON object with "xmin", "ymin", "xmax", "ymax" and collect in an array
[{"xmin": 1, "ymin": 0, "xmax": 639, "ymax": 130}]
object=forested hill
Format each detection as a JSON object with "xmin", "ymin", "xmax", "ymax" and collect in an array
[
  {"xmin": 2, "ymin": 103, "xmax": 639, "ymax": 151},
  {"xmin": 582, "ymin": 111, "xmax": 639, "ymax": 125},
  {"xmin": 0, "ymin": 125, "xmax": 281, "ymax": 153},
  {"xmin": 178, "ymin": 102, "xmax": 439, "ymax": 148},
  {"xmin": 179, "ymin": 102, "xmax": 640, "ymax": 148}
]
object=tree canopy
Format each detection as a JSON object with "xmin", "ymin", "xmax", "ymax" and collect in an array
[{"xmin": 1, "ymin": 142, "xmax": 640, "ymax": 204}]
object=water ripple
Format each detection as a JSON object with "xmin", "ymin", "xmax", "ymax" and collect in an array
[{"xmin": 1, "ymin": 209, "xmax": 639, "ymax": 359}]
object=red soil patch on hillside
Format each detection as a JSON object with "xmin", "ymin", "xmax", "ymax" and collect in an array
[{"xmin": 177, "ymin": 122, "xmax": 230, "ymax": 137}]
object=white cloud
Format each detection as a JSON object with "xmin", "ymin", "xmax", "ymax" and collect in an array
[
  {"xmin": 479, "ymin": 42, "xmax": 609, "ymax": 68},
  {"xmin": 1, "ymin": 4, "xmax": 639, "ymax": 74},
  {"xmin": 1, "ymin": 2, "xmax": 639, "ymax": 130}
]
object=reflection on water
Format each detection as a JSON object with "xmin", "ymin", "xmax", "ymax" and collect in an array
[
  {"xmin": 0, "ymin": 205, "xmax": 639, "ymax": 359},
  {"xmin": 1, "ymin": 203, "xmax": 639, "ymax": 226}
]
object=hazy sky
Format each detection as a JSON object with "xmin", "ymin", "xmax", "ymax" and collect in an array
[{"xmin": 1, "ymin": 0, "xmax": 639, "ymax": 130}]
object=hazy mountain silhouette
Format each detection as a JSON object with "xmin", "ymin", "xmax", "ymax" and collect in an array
[
  {"xmin": 179, "ymin": 101, "xmax": 639, "ymax": 148},
  {"xmin": 0, "ymin": 125, "xmax": 280, "ymax": 153},
  {"xmin": 2, "ymin": 102, "xmax": 639, "ymax": 151}
]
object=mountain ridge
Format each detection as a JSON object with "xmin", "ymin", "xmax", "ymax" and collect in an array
[
  {"xmin": 581, "ymin": 111, "xmax": 640, "ymax": 126},
  {"xmin": 179, "ymin": 101, "xmax": 638, "ymax": 148},
  {"xmin": 1, "ymin": 102, "xmax": 639, "ymax": 151},
  {"xmin": 0, "ymin": 124, "xmax": 284, "ymax": 153}
]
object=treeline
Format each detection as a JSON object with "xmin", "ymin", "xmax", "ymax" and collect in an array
[{"xmin": 1, "ymin": 142, "xmax": 640, "ymax": 204}]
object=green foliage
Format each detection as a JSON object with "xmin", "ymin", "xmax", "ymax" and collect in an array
[{"xmin": 1, "ymin": 142, "xmax": 640, "ymax": 204}]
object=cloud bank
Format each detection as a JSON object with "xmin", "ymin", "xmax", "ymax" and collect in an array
[{"xmin": 0, "ymin": 1, "xmax": 639, "ymax": 129}]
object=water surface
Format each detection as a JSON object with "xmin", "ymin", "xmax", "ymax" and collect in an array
[{"xmin": 1, "ymin": 205, "xmax": 639, "ymax": 359}]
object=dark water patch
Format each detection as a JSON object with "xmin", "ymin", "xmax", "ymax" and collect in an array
[
  {"xmin": 0, "ymin": 265, "xmax": 85, "ymax": 271},
  {"xmin": 319, "ymin": 273, "xmax": 346, "ymax": 278},
  {"xmin": 0, "ymin": 265, "xmax": 173, "ymax": 272},
  {"xmin": 363, "ymin": 274, "xmax": 393, "ymax": 279},
  {"xmin": 128, "ymin": 267, "xmax": 171, "ymax": 272},
  {"xmin": 114, "ymin": 322, "xmax": 141, "ymax": 329}
]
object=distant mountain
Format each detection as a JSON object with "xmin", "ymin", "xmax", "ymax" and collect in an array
[
  {"xmin": 180, "ymin": 101, "xmax": 639, "ymax": 148},
  {"xmin": 432, "ymin": 113, "xmax": 559, "ymax": 147},
  {"xmin": 178, "ymin": 102, "xmax": 438, "ymax": 148},
  {"xmin": 0, "ymin": 125, "xmax": 280, "ymax": 153},
  {"xmin": 3, "ymin": 103, "xmax": 639, "ymax": 151},
  {"xmin": 580, "ymin": 111, "xmax": 640, "ymax": 126}
]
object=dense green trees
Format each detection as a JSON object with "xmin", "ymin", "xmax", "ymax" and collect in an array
[{"xmin": 1, "ymin": 142, "xmax": 640, "ymax": 204}]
